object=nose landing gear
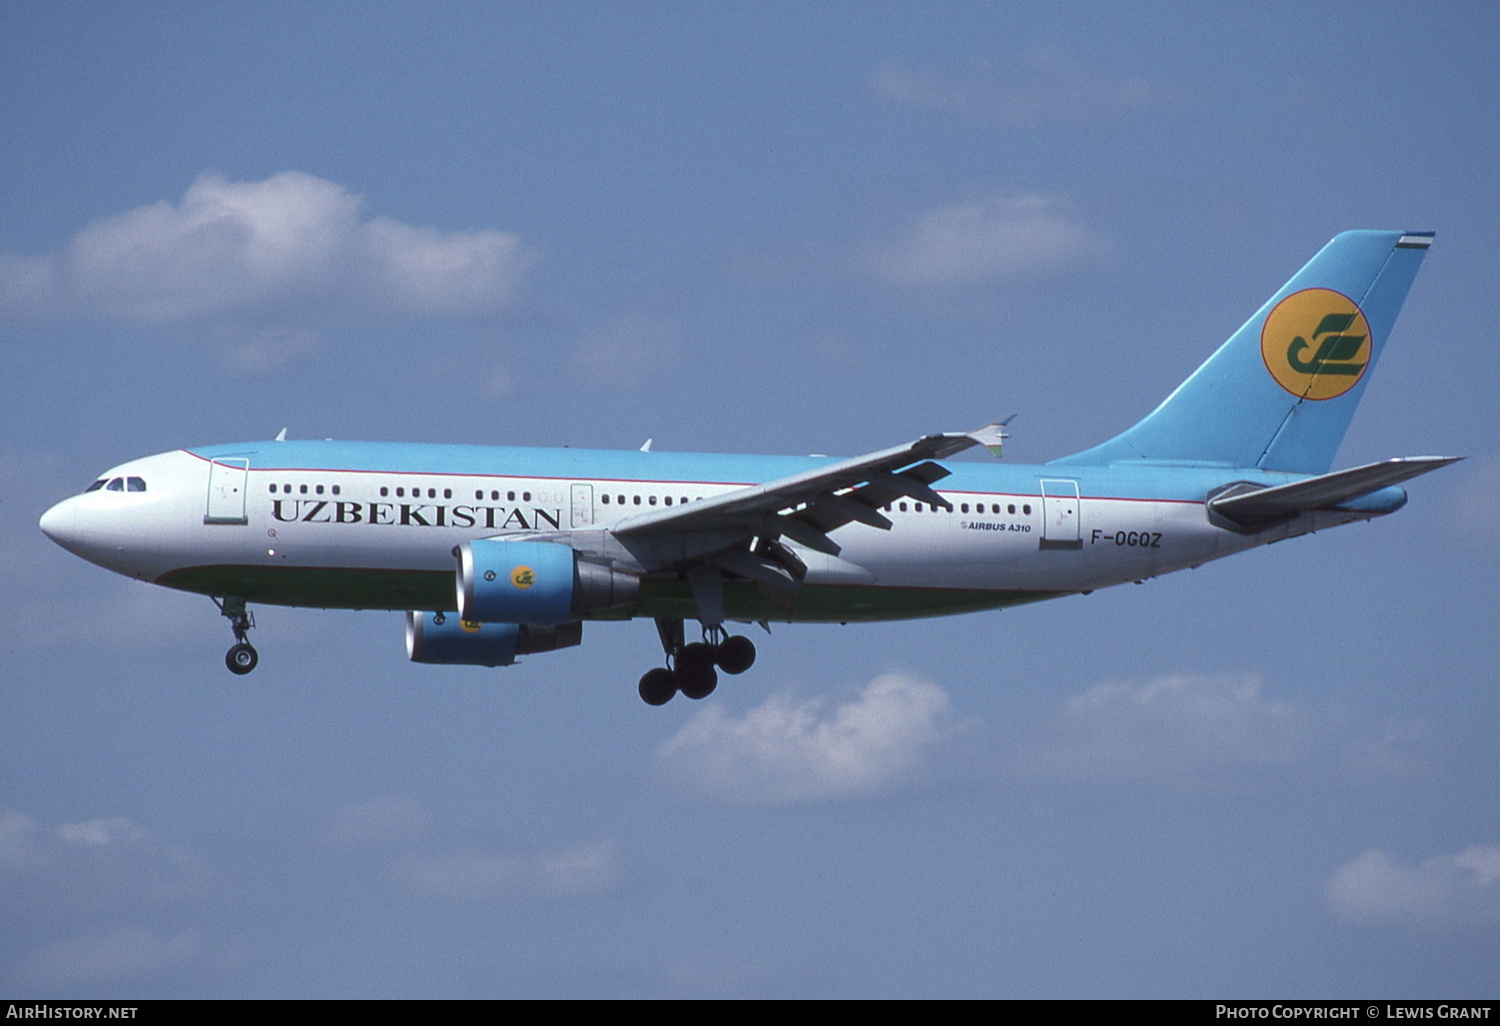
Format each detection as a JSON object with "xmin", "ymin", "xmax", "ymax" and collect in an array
[
  {"xmin": 637, "ymin": 618, "xmax": 758, "ymax": 705},
  {"xmin": 227, "ymin": 642, "xmax": 258, "ymax": 674},
  {"xmin": 214, "ymin": 596, "xmax": 258, "ymax": 675}
]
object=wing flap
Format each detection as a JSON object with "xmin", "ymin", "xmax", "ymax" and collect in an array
[{"xmin": 612, "ymin": 421, "xmax": 1008, "ymax": 539}]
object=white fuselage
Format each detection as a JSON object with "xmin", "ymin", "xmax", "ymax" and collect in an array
[{"xmin": 39, "ymin": 442, "xmax": 1369, "ymax": 624}]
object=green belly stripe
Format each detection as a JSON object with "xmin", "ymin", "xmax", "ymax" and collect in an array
[{"xmin": 156, "ymin": 564, "xmax": 1061, "ymax": 621}]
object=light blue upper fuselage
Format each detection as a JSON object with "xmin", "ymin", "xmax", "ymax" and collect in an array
[{"xmin": 188, "ymin": 438, "xmax": 1304, "ymax": 506}]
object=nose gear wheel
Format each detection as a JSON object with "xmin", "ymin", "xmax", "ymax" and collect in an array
[{"xmin": 214, "ymin": 596, "xmax": 259, "ymax": 676}]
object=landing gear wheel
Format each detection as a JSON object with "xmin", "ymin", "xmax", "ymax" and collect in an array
[
  {"xmin": 216, "ymin": 597, "xmax": 258, "ymax": 676},
  {"xmin": 639, "ymin": 667, "xmax": 678, "ymax": 706},
  {"xmin": 678, "ymin": 669, "xmax": 718, "ymax": 700},
  {"xmin": 716, "ymin": 635, "xmax": 756, "ymax": 675},
  {"xmin": 676, "ymin": 642, "xmax": 719, "ymax": 700},
  {"xmin": 226, "ymin": 643, "xmax": 258, "ymax": 675}
]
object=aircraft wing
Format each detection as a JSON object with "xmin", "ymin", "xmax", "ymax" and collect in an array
[
  {"xmin": 611, "ymin": 421, "xmax": 1011, "ymax": 557},
  {"xmin": 1208, "ymin": 456, "xmax": 1459, "ymax": 529}
]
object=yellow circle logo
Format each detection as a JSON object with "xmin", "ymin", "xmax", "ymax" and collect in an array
[
  {"xmin": 460, "ymin": 619, "xmax": 482, "ymax": 633},
  {"xmin": 1260, "ymin": 288, "xmax": 1372, "ymax": 400},
  {"xmin": 510, "ymin": 565, "xmax": 535, "ymax": 589}
]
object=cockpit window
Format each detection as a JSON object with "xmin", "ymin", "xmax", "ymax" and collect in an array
[
  {"xmin": 105, "ymin": 478, "xmax": 124, "ymax": 492},
  {"xmin": 85, "ymin": 479, "xmax": 107, "ymax": 492},
  {"xmin": 127, "ymin": 477, "xmax": 146, "ymax": 492}
]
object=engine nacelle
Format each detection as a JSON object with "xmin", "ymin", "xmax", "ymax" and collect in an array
[
  {"xmin": 456, "ymin": 539, "xmax": 638, "ymax": 625},
  {"xmin": 405, "ymin": 612, "xmax": 582, "ymax": 666}
]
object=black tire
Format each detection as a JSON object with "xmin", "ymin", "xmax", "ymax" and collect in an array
[
  {"xmin": 226, "ymin": 643, "xmax": 258, "ymax": 675},
  {"xmin": 716, "ymin": 635, "xmax": 756, "ymax": 675},
  {"xmin": 678, "ymin": 665, "xmax": 718, "ymax": 700},
  {"xmin": 676, "ymin": 642, "xmax": 719, "ymax": 699},
  {"xmin": 638, "ymin": 667, "xmax": 677, "ymax": 706}
]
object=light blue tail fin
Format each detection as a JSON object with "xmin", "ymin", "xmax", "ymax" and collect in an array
[{"xmin": 1054, "ymin": 230, "xmax": 1433, "ymax": 474}]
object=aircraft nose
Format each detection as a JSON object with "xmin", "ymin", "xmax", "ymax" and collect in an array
[{"xmin": 39, "ymin": 497, "xmax": 78, "ymax": 549}]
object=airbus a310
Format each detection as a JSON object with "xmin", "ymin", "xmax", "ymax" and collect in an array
[{"xmin": 40, "ymin": 230, "xmax": 1455, "ymax": 704}]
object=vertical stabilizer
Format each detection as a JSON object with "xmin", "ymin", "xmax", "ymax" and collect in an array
[{"xmin": 1054, "ymin": 231, "xmax": 1432, "ymax": 474}]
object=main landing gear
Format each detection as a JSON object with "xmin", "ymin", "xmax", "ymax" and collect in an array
[
  {"xmin": 214, "ymin": 596, "xmax": 258, "ymax": 675},
  {"xmin": 638, "ymin": 619, "xmax": 757, "ymax": 706}
]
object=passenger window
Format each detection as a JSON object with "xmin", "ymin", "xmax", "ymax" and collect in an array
[
  {"xmin": 508, "ymin": 491, "xmax": 516, "ymax": 502},
  {"xmin": 649, "ymin": 495, "xmax": 658, "ymax": 506},
  {"xmin": 601, "ymin": 494, "xmax": 610, "ymax": 504},
  {"xmin": 127, "ymin": 477, "xmax": 146, "ymax": 492},
  {"xmin": 380, "ymin": 487, "xmax": 389, "ymax": 497},
  {"xmin": 664, "ymin": 496, "xmax": 672, "ymax": 505},
  {"xmin": 633, "ymin": 496, "xmax": 641, "ymax": 506},
  {"xmin": 316, "ymin": 485, "xmax": 324, "ymax": 495},
  {"xmin": 443, "ymin": 489, "xmax": 451, "ymax": 499},
  {"xmin": 1023, "ymin": 504, "xmax": 1032, "ymax": 515},
  {"xmin": 332, "ymin": 485, "xmax": 340, "ymax": 496},
  {"xmin": 523, "ymin": 492, "xmax": 531, "ymax": 502},
  {"xmin": 898, "ymin": 502, "xmax": 907, "ymax": 512}
]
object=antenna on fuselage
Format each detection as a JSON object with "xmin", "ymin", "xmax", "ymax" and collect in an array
[{"xmin": 274, "ymin": 428, "xmax": 288, "ymax": 442}]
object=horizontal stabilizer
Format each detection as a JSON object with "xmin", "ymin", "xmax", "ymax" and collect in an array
[{"xmin": 1208, "ymin": 456, "xmax": 1459, "ymax": 528}]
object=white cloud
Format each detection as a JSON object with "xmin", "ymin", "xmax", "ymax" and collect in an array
[
  {"xmin": 654, "ymin": 672, "xmax": 958, "ymax": 803},
  {"xmin": 863, "ymin": 193, "xmax": 1107, "ymax": 287},
  {"xmin": 0, "ymin": 171, "xmax": 535, "ymax": 325},
  {"xmin": 1326, "ymin": 846, "xmax": 1500, "ymax": 927},
  {"xmin": 569, "ymin": 313, "xmax": 680, "ymax": 389},
  {"xmin": 1446, "ymin": 454, "xmax": 1500, "ymax": 552},
  {"xmin": 1003, "ymin": 673, "xmax": 1422, "ymax": 788},
  {"xmin": 539, "ymin": 841, "xmax": 622, "ymax": 896},
  {"xmin": 394, "ymin": 840, "xmax": 621, "ymax": 902},
  {"xmin": 870, "ymin": 49, "xmax": 1161, "ymax": 125},
  {"xmin": 207, "ymin": 324, "xmax": 323, "ymax": 375},
  {"xmin": 0, "ymin": 807, "xmax": 204, "ymax": 915},
  {"xmin": 482, "ymin": 363, "xmax": 518, "ymax": 397},
  {"xmin": 10, "ymin": 928, "xmax": 205, "ymax": 988},
  {"xmin": 323, "ymin": 797, "xmax": 620, "ymax": 902},
  {"xmin": 323, "ymin": 796, "xmax": 429, "ymax": 849}
]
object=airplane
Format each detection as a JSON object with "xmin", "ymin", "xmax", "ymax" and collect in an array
[{"xmin": 39, "ymin": 229, "xmax": 1457, "ymax": 705}]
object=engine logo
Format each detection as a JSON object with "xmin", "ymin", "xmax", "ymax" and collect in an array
[{"xmin": 510, "ymin": 565, "xmax": 535, "ymax": 589}]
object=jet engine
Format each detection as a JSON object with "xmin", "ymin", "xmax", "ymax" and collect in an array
[
  {"xmin": 455, "ymin": 539, "xmax": 639, "ymax": 625},
  {"xmin": 405, "ymin": 612, "xmax": 582, "ymax": 667}
]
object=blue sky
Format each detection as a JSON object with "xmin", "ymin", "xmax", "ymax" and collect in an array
[{"xmin": 2, "ymin": 2, "xmax": 1498, "ymax": 998}]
